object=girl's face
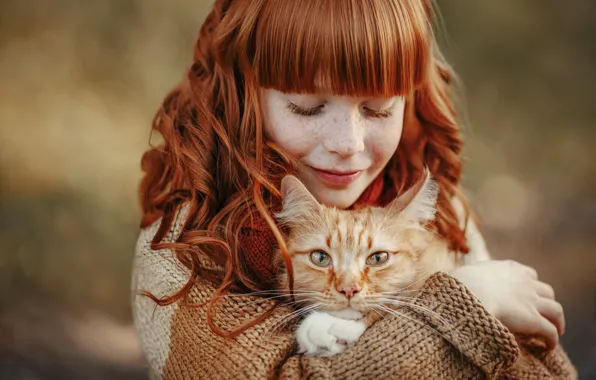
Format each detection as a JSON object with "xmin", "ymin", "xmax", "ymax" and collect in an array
[{"xmin": 261, "ymin": 89, "xmax": 405, "ymax": 209}]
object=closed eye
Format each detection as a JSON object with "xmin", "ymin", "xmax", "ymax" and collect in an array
[
  {"xmin": 287, "ymin": 102, "xmax": 324, "ymax": 116},
  {"xmin": 287, "ymin": 102, "xmax": 393, "ymax": 118},
  {"xmin": 363, "ymin": 107, "xmax": 393, "ymax": 119}
]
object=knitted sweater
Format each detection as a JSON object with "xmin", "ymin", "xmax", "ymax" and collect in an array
[{"xmin": 131, "ymin": 207, "xmax": 577, "ymax": 379}]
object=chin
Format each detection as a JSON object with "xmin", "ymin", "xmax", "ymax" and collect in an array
[
  {"xmin": 313, "ymin": 189, "xmax": 361, "ymax": 209},
  {"xmin": 327, "ymin": 308, "xmax": 364, "ymax": 320},
  {"xmin": 320, "ymin": 197, "xmax": 355, "ymax": 209}
]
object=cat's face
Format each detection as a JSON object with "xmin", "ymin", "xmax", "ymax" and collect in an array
[{"xmin": 275, "ymin": 173, "xmax": 447, "ymax": 316}]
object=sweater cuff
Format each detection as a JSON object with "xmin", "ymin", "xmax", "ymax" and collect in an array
[{"xmin": 414, "ymin": 272, "xmax": 520, "ymax": 376}]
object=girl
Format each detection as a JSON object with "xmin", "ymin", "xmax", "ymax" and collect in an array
[{"xmin": 132, "ymin": 0, "xmax": 576, "ymax": 378}]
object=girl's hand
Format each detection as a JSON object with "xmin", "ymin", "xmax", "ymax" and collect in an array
[{"xmin": 450, "ymin": 260, "xmax": 565, "ymax": 349}]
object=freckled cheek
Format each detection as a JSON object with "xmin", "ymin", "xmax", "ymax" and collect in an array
[
  {"xmin": 365, "ymin": 123, "xmax": 403, "ymax": 162},
  {"xmin": 266, "ymin": 119, "xmax": 320, "ymax": 158},
  {"xmin": 368, "ymin": 135, "xmax": 401, "ymax": 165}
]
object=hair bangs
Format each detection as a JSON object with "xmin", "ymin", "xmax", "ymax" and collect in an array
[{"xmin": 254, "ymin": 0, "xmax": 433, "ymax": 97}]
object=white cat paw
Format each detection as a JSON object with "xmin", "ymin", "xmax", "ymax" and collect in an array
[{"xmin": 295, "ymin": 311, "xmax": 366, "ymax": 356}]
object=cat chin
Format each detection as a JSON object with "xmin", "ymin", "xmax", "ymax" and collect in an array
[{"xmin": 326, "ymin": 309, "xmax": 364, "ymax": 320}]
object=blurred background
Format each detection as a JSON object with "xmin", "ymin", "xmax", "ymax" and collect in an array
[{"xmin": 0, "ymin": 0, "xmax": 594, "ymax": 378}]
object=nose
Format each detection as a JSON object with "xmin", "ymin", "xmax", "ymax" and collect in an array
[
  {"xmin": 324, "ymin": 111, "xmax": 365, "ymax": 157},
  {"xmin": 338, "ymin": 285, "xmax": 361, "ymax": 300}
]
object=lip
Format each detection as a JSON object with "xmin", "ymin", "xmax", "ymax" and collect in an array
[{"xmin": 310, "ymin": 166, "xmax": 362, "ymax": 187}]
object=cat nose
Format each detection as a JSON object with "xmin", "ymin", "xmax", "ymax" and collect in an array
[{"xmin": 339, "ymin": 285, "xmax": 361, "ymax": 299}]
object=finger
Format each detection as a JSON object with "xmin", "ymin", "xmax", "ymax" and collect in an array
[
  {"xmin": 520, "ymin": 264, "xmax": 539, "ymax": 280},
  {"xmin": 536, "ymin": 315, "xmax": 559, "ymax": 350},
  {"xmin": 538, "ymin": 299, "xmax": 566, "ymax": 336},
  {"xmin": 534, "ymin": 281, "xmax": 555, "ymax": 300}
]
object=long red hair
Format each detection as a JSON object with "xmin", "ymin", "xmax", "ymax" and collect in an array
[{"xmin": 139, "ymin": 0, "xmax": 470, "ymax": 337}]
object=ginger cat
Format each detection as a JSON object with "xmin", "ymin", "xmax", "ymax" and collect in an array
[{"xmin": 274, "ymin": 172, "xmax": 464, "ymax": 356}]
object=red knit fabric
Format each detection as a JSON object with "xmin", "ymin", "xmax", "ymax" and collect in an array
[
  {"xmin": 239, "ymin": 173, "xmax": 394, "ymax": 285},
  {"xmin": 238, "ymin": 219, "xmax": 280, "ymax": 285}
]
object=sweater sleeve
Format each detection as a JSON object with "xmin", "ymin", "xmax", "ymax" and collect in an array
[
  {"xmin": 452, "ymin": 195, "xmax": 492, "ymax": 263},
  {"xmin": 132, "ymin": 216, "xmax": 576, "ymax": 379},
  {"xmin": 279, "ymin": 273, "xmax": 575, "ymax": 380}
]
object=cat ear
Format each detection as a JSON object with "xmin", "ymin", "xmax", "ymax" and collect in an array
[
  {"xmin": 389, "ymin": 169, "xmax": 439, "ymax": 224},
  {"xmin": 276, "ymin": 175, "xmax": 322, "ymax": 222}
]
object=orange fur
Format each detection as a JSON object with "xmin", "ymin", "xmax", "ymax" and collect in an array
[{"xmin": 276, "ymin": 173, "xmax": 462, "ymax": 314}]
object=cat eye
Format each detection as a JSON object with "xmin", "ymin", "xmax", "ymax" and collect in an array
[
  {"xmin": 309, "ymin": 251, "xmax": 332, "ymax": 267},
  {"xmin": 366, "ymin": 251, "xmax": 389, "ymax": 266}
]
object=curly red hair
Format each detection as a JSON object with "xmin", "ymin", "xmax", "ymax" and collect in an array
[{"xmin": 139, "ymin": 0, "xmax": 470, "ymax": 337}]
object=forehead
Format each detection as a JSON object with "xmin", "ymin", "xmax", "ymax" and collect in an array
[
  {"xmin": 286, "ymin": 207, "xmax": 414, "ymax": 260},
  {"xmin": 324, "ymin": 209, "xmax": 406, "ymax": 256},
  {"xmin": 323, "ymin": 209, "xmax": 374, "ymax": 249},
  {"xmin": 287, "ymin": 209, "xmax": 374, "ymax": 249}
]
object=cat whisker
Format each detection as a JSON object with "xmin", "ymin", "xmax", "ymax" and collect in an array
[
  {"xmin": 223, "ymin": 291, "xmax": 321, "ymax": 306},
  {"xmin": 362, "ymin": 306, "xmax": 387, "ymax": 323},
  {"xmin": 372, "ymin": 308, "xmax": 385, "ymax": 321},
  {"xmin": 368, "ymin": 295, "xmax": 419, "ymax": 304},
  {"xmin": 390, "ymin": 271, "xmax": 437, "ymax": 293},
  {"xmin": 262, "ymin": 311, "xmax": 304, "ymax": 337},
  {"xmin": 371, "ymin": 293, "xmax": 419, "ymax": 300},
  {"xmin": 374, "ymin": 298, "xmax": 453, "ymax": 330},
  {"xmin": 372, "ymin": 297, "xmax": 421, "ymax": 306},
  {"xmin": 376, "ymin": 289, "xmax": 420, "ymax": 295},
  {"xmin": 371, "ymin": 304, "xmax": 446, "ymax": 340},
  {"xmin": 283, "ymin": 298, "xmax": 321, "ymax": 308},
  {"xmin": 223, "ymin": 292, "xmax": 320, "ymax": 306},
  {"xmin": 264, "ymin": 303, "xmax": 323, "ymax": 337},
  {"xmin": 223, "ymin": 293, "xmax": 320, "ymax": 308},
  {"xmin": 224, "ymin": 293, "xmax": 318, "ymax": 300},
  {"xmin": 224, "ymin": 289, "xmax": 320, "ymax": 297}
]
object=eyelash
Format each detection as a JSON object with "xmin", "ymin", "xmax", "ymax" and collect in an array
[
  {"xmin": 365, "ymin": 108, "xmax": 393, "ymax": 119},
  {"xmin": 287, "ymin": 102, "xmax": 323, "ymax": 116},
  {"xmin": 287, "ymin": 102, "xmax": 393, "ymax": 119}
]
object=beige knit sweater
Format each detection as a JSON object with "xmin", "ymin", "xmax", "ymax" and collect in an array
[{"xmin": 131, "ymin": 208, "xmax": 577, "ymax": 379}]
